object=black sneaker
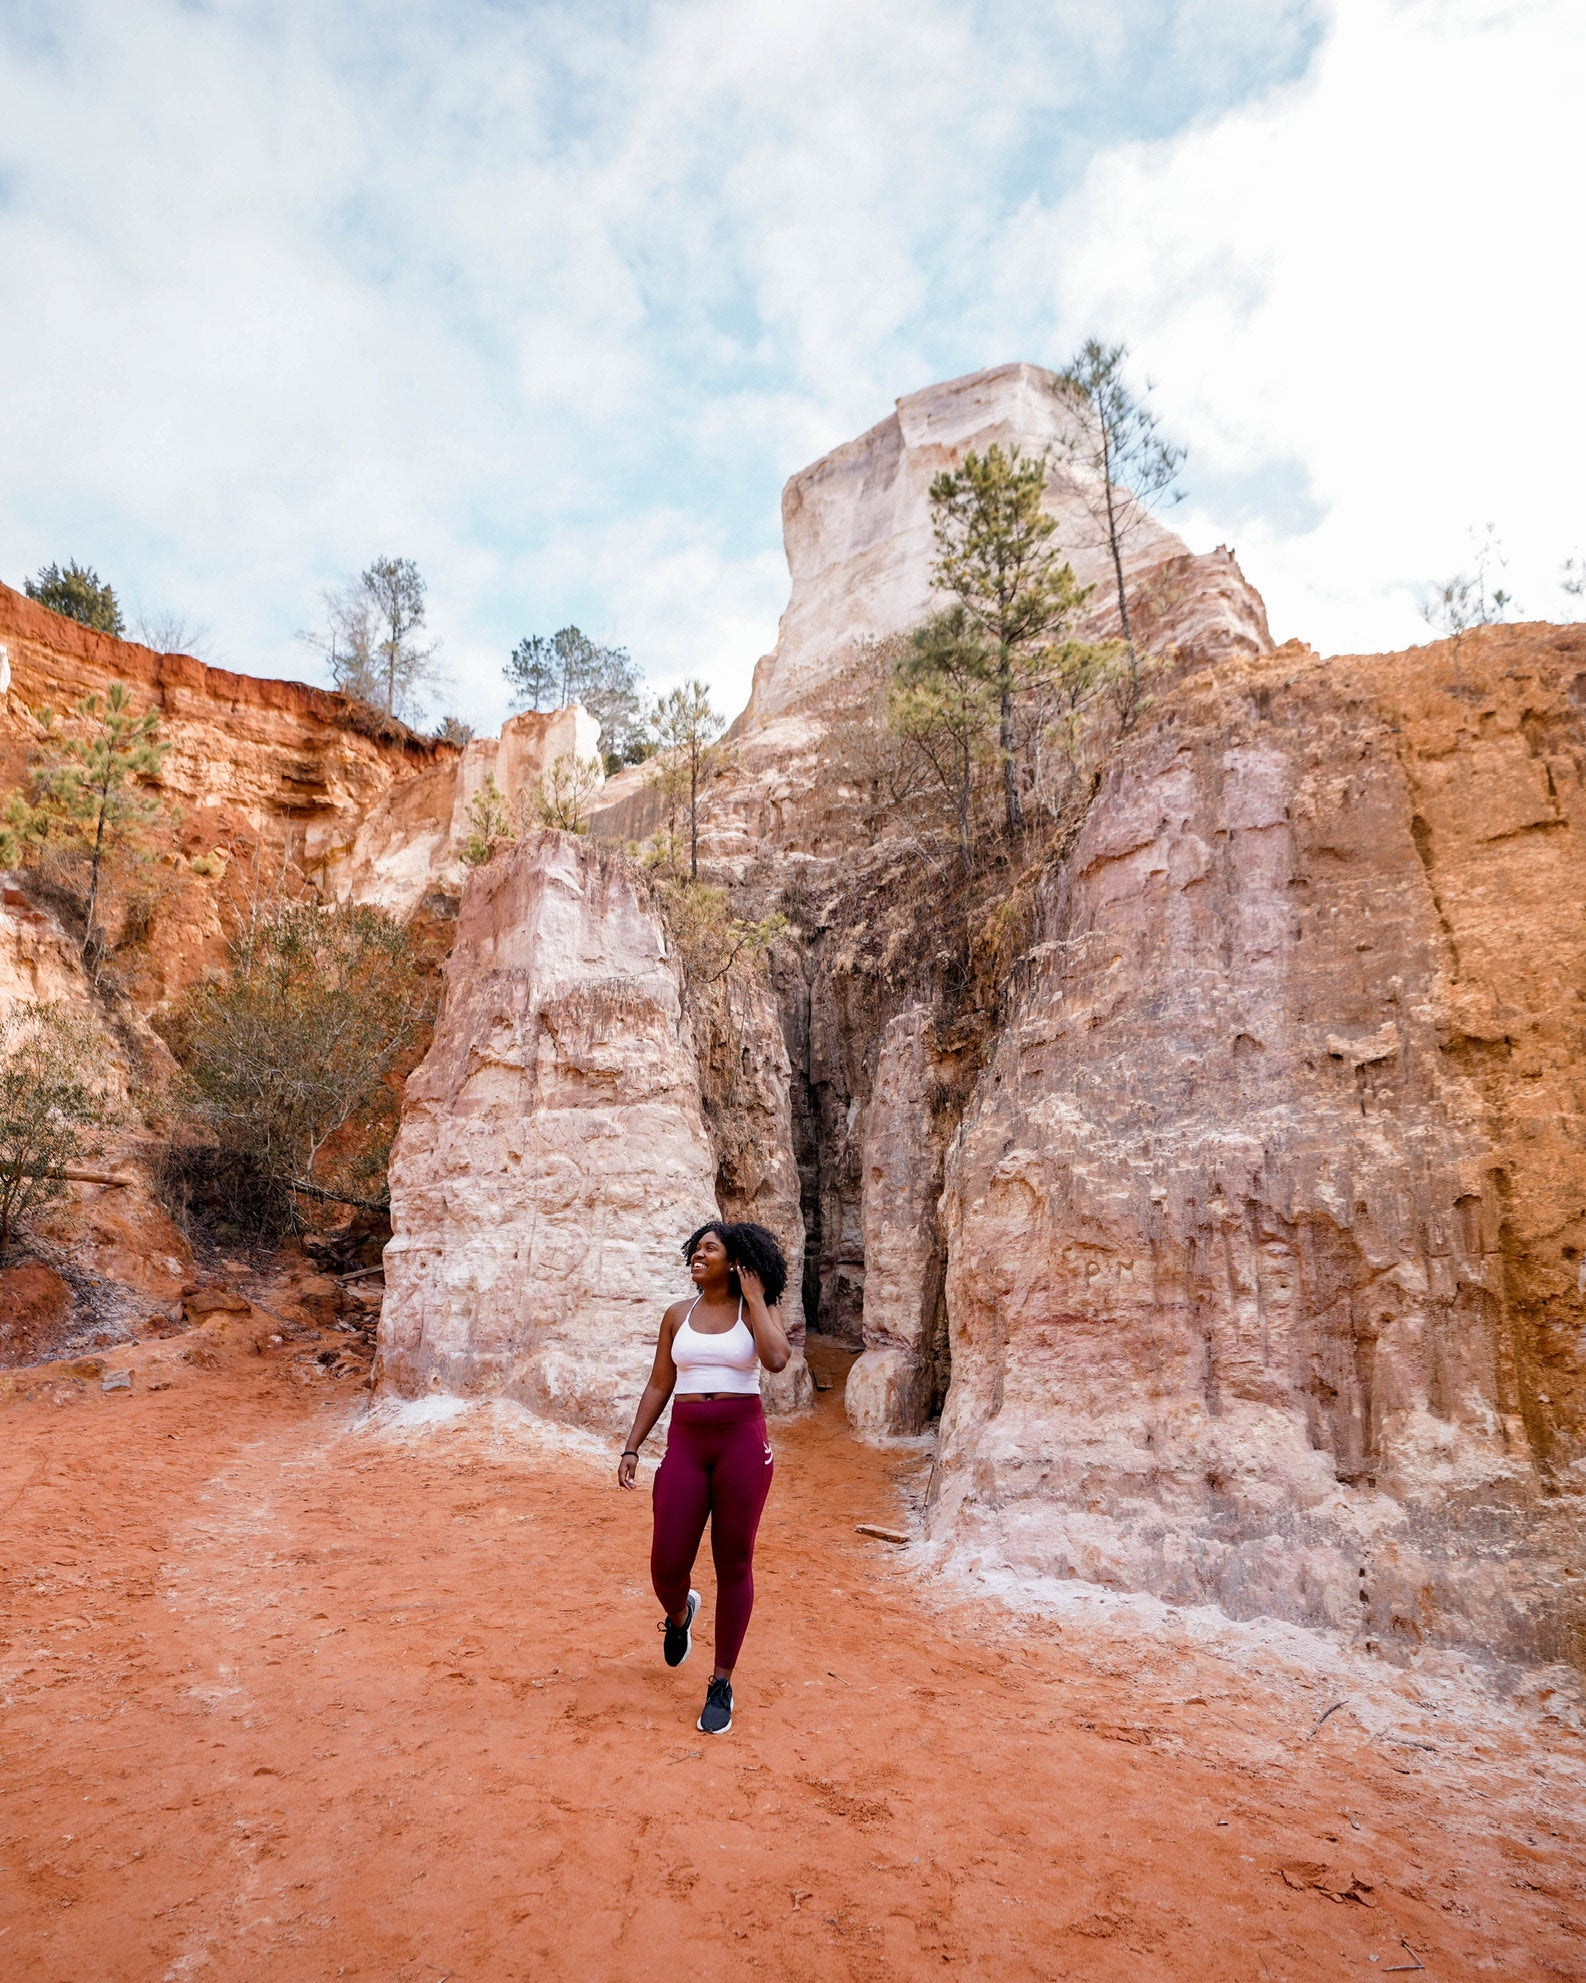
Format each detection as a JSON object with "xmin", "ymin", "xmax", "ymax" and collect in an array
[
  {"xmin": 661, "ymin": 1590, "xmax": 699, "ymax": 1668},
  {"xmin": 698, "ymin": 1675, "xmax": 733, "ymax": 1735}
]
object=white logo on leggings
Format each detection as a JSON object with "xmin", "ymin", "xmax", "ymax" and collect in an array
[{"xmin": 763, "ymin": 1443, "xmax": 773, "ymax": 1465}]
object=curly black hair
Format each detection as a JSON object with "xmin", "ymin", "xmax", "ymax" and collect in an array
[{"xmin": 681, "ymin": 1220, "xmax": 788, "ymax": 1307}]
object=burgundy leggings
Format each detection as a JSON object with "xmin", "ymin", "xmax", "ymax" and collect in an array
[{"xmin": 651, "ymin": 1395, "xmax": 774, "ymax": 1672}]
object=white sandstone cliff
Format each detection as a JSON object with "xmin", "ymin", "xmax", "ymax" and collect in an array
[
  {"xmin": 379, "ymin": 831, "xmax": 809, "ymax": 1427},
  {"xmin": 734, "ymin": 360, "xmax": 1272, "ymax": 743},
  {"xmin": 332, "ymin": 705, "xmax": 602, "ymax": 920}
]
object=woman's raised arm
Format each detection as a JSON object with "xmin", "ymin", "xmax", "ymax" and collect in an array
[{"xmin": 736, "ymin": 1267, "xmax": 790, "ymax": 1374}]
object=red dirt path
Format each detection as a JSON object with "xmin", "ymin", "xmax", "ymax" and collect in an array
[{"xmin": 2, "ymin": 1333, "xmax": 1583, "ymax": 1982}]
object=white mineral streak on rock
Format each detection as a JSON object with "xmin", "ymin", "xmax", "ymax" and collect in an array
[
  {"xmin": 735, "ymin": 361, "xmax": 1271, "ymax": 743},
  {"xmin": 930, "ymin": 685, "xmax": 1582, "ymax": 1670},
  {"xmin": 847, "ymin": 1006, "xmax": 943, "ymax": 1440},
  {"xmin": 380, "ymin": 831, "xmax": 809, "ymax": 1429},
  {"xmin": 333, "ymin": 705, "xmax": 602, "ymax": 919}
]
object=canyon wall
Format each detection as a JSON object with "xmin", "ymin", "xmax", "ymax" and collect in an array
[
  {"xmin": 929, "ymin": 625, "xmax": 1586, "ymax": 1672},
  {"xmin": 11, "ymin": 373, "xmax": 1583, "ymax": 1679},
  {"xmin": 0, "ymin": 580, "xmax": 445, "ymax": 891},
  {"xmin": 0, "ymin": 582, "xmax": 449, "ymax": 1350},
  {"xmin": 379, "ymin": 831, "xmax": 810, "ymax": 1428}
]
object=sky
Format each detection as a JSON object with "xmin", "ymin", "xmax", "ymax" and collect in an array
[{"xmin": 0, "ymin": 0, "xmax": 1581, "ymax": 734}]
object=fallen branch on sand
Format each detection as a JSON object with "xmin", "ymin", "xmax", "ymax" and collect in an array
[{"xmin": 288, "ymin": 1178, "xmax": 391, "ymax": 1214}]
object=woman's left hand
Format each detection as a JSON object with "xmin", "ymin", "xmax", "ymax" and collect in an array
[{"xmin": 738, "ymin": 1265, "xmax": 766, "ymax": 1306}]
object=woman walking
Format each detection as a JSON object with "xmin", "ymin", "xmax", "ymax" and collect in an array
[{"xmin": 617, "ymin": 1221, "xmax": 791, "ymax": 1735}]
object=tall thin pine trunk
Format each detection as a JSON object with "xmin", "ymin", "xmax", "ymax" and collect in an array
[
  {"xmin": 689, "ymin": 748, "xmax": 699, "ymax": 881},
  {"xmin": 83, "ymin": 762, "xmax": 112, "ymax": 963},
  {"xmin": 999, "ymin": 650, "xmax": 1022, "ymax": 837},
  {"xmin": 1099, "ymin": 409, "xmax": 1139, "ymax": 721}
]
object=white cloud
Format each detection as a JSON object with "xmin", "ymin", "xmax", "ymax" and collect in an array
[
  {"xmin": 3, "ymin": 0, "xmax": 1575, "ymax": 740},
  {"xmin": 1016, "ymin": 0, "xmax": 1586, "ymax": 651}
]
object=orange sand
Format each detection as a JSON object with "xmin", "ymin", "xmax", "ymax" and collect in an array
[{"xmin": 2, "ymin": 1335, "xmax": 1582, "ymax": 1981}]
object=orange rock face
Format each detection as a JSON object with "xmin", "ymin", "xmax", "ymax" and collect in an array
[
  {"xmin": 933, "ymin": 624, "xmax": 1586, "ymax": 1672},
  {"xmin": 0, "ymin": 584, "xmax": 449, "ymax": 1331},
  {"xmin": 0, "ymin": 580, "xmax": 445, "ymax": 851}
]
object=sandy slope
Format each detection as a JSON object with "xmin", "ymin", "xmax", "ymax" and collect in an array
[{"xmin": 1, "ymin": 1335, "xmax": 1582, "ymax": 1982}]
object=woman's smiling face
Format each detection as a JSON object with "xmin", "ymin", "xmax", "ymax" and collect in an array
[{"xmin": 689, "ymin": 1231, "xmax": 731, "ymax": 1287}]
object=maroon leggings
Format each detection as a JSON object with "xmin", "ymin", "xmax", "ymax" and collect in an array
[{"xmin": 651, "ymin": 1395, "xmax": 774, "ymax": 1671}]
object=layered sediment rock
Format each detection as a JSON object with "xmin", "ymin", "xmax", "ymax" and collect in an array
[
  {"xmin": 12, "ymin": 378, "xmax": 1583, "ymax": 1681},
  {"xmin": 379, "ymin": 832, "xmax": 809, "ymax": 1426},
  {"xmin": 0, "ymin": 580, "xmax": 446, "ymax": 883},
  {"xmin": 0, "ymin": 582, "xmax": 449, "ymax": 1319},
  {"xmin": 0, "ymin": 881, "xmax": 190, "ymax": 1327},
  {"xmin": 930, "ymin": 626, "xmax": 1586, "ymax": 1672},
  {"xmin": 593, "ymin": 361, "xmax": 1273, "ymax": 867}
]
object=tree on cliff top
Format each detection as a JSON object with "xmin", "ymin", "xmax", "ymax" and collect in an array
[
  {"xmin": 163, "ymin": 899, "xmax": 431, "ymax": 1234},
  {"xmin": 24, "ymin": 562, "xmax": 124, "ymax": 637},
  {"xmin": 299, "ymin": 557, "xmax": 443, "ymax": 726},
  {"xmin": 505, "ymin": 627, "xmax": 646, "ymax": 769},
  {"xmin": 0, "ymin": 1003, "xmax": 117, "ymax": 1259},
  {"xmin": 1422, "ymin": 524, "xmax": 1516, "ymax": 640},
  {"xmin": 130, "ymin": 606, "xmax": 217, "ymax": 661},
  {"xmin": 928, "ymin": 444, "xmax": 1089, "ymax": 837},
  {"xmin": 1054, "ymin": 340, "xmax": 1186, "ymax": 714}
]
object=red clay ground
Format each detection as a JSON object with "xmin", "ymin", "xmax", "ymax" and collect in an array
[{"xmin": 2, "ymin": 1330, "xmax": 1584, "ymax": 1982}]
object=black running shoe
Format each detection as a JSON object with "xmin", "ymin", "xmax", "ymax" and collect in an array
[
  {"xmin": 698, "ymin": 1675, "xmax": 733, "ymax": 1735},
  {"xmin": 661, "ymin": 1590, "xmax": 699, "ymax": 1668}
]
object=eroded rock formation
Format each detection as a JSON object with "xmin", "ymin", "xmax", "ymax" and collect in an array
[
  {"xmin": 10, "ymin": 372, "xmax": 1584, "ymax": 1681},
  {"xmin": 846, "ymin": 1005, "xmax": 951, "ymax": 1440},
  {"xmin": 0, "ymin": 581, "xmax": 450, "ymax": 1340},
  {"xmin": 733, "ymin": 361, "xmax": 1272, "ymax": 744},
  {"xmin": 593, "ymin": 361, "xmax": 1272, "ymax": 866},
  {"xmin": 327, "ymin": 706, "xmax": 603, "ymax": 920},
  {"xmin": 0, "ymin": 580, "xmax": 446, "ymax": 891},
  {"xmin": 380, "ymin": 831, "xmax": 810, "ymax": 1426},
  {"xmin": 930, "ymin": 627, "xmax": 1586, "ymax": 1671}
]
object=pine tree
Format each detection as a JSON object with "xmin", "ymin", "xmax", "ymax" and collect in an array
[
  {"xmin": 505, "ymin": 626, "xmax": 645, "ymax": 766},
  {"xmin": 650, "ymin": 680, "xmax": 724, "ymax": 880},
  {"xmin": 928, "ymin": 445, "xmax": 1088, "ymax": 836},
  {"xmin": 0, "ymin": 684, "xmax": 168, "ymax": 967},
  {"xmin": 1055, "ymin": 340, "xmax": 1185, "ymax": 715},
  {"xmin": 24, "ymin": 561, "xmax": 124, "ymax": 637},
  {"xmin": 888, "ymin": 609, "xmax": 997, "ymax": 857}
]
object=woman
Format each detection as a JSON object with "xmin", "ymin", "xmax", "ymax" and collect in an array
[{"xmin": 617, "ymin": 1220, "xmax": 791, "ymax": 1736}]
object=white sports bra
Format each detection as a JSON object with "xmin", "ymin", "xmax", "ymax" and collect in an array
[{"xmin": 672, "ymin": 1296, "xmax": 762, "ymax": 1396}]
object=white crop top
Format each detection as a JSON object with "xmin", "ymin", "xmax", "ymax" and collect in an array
[{"xmin": 672, "ymin": 1296, "xmax": 762, "ymax": 1396}]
